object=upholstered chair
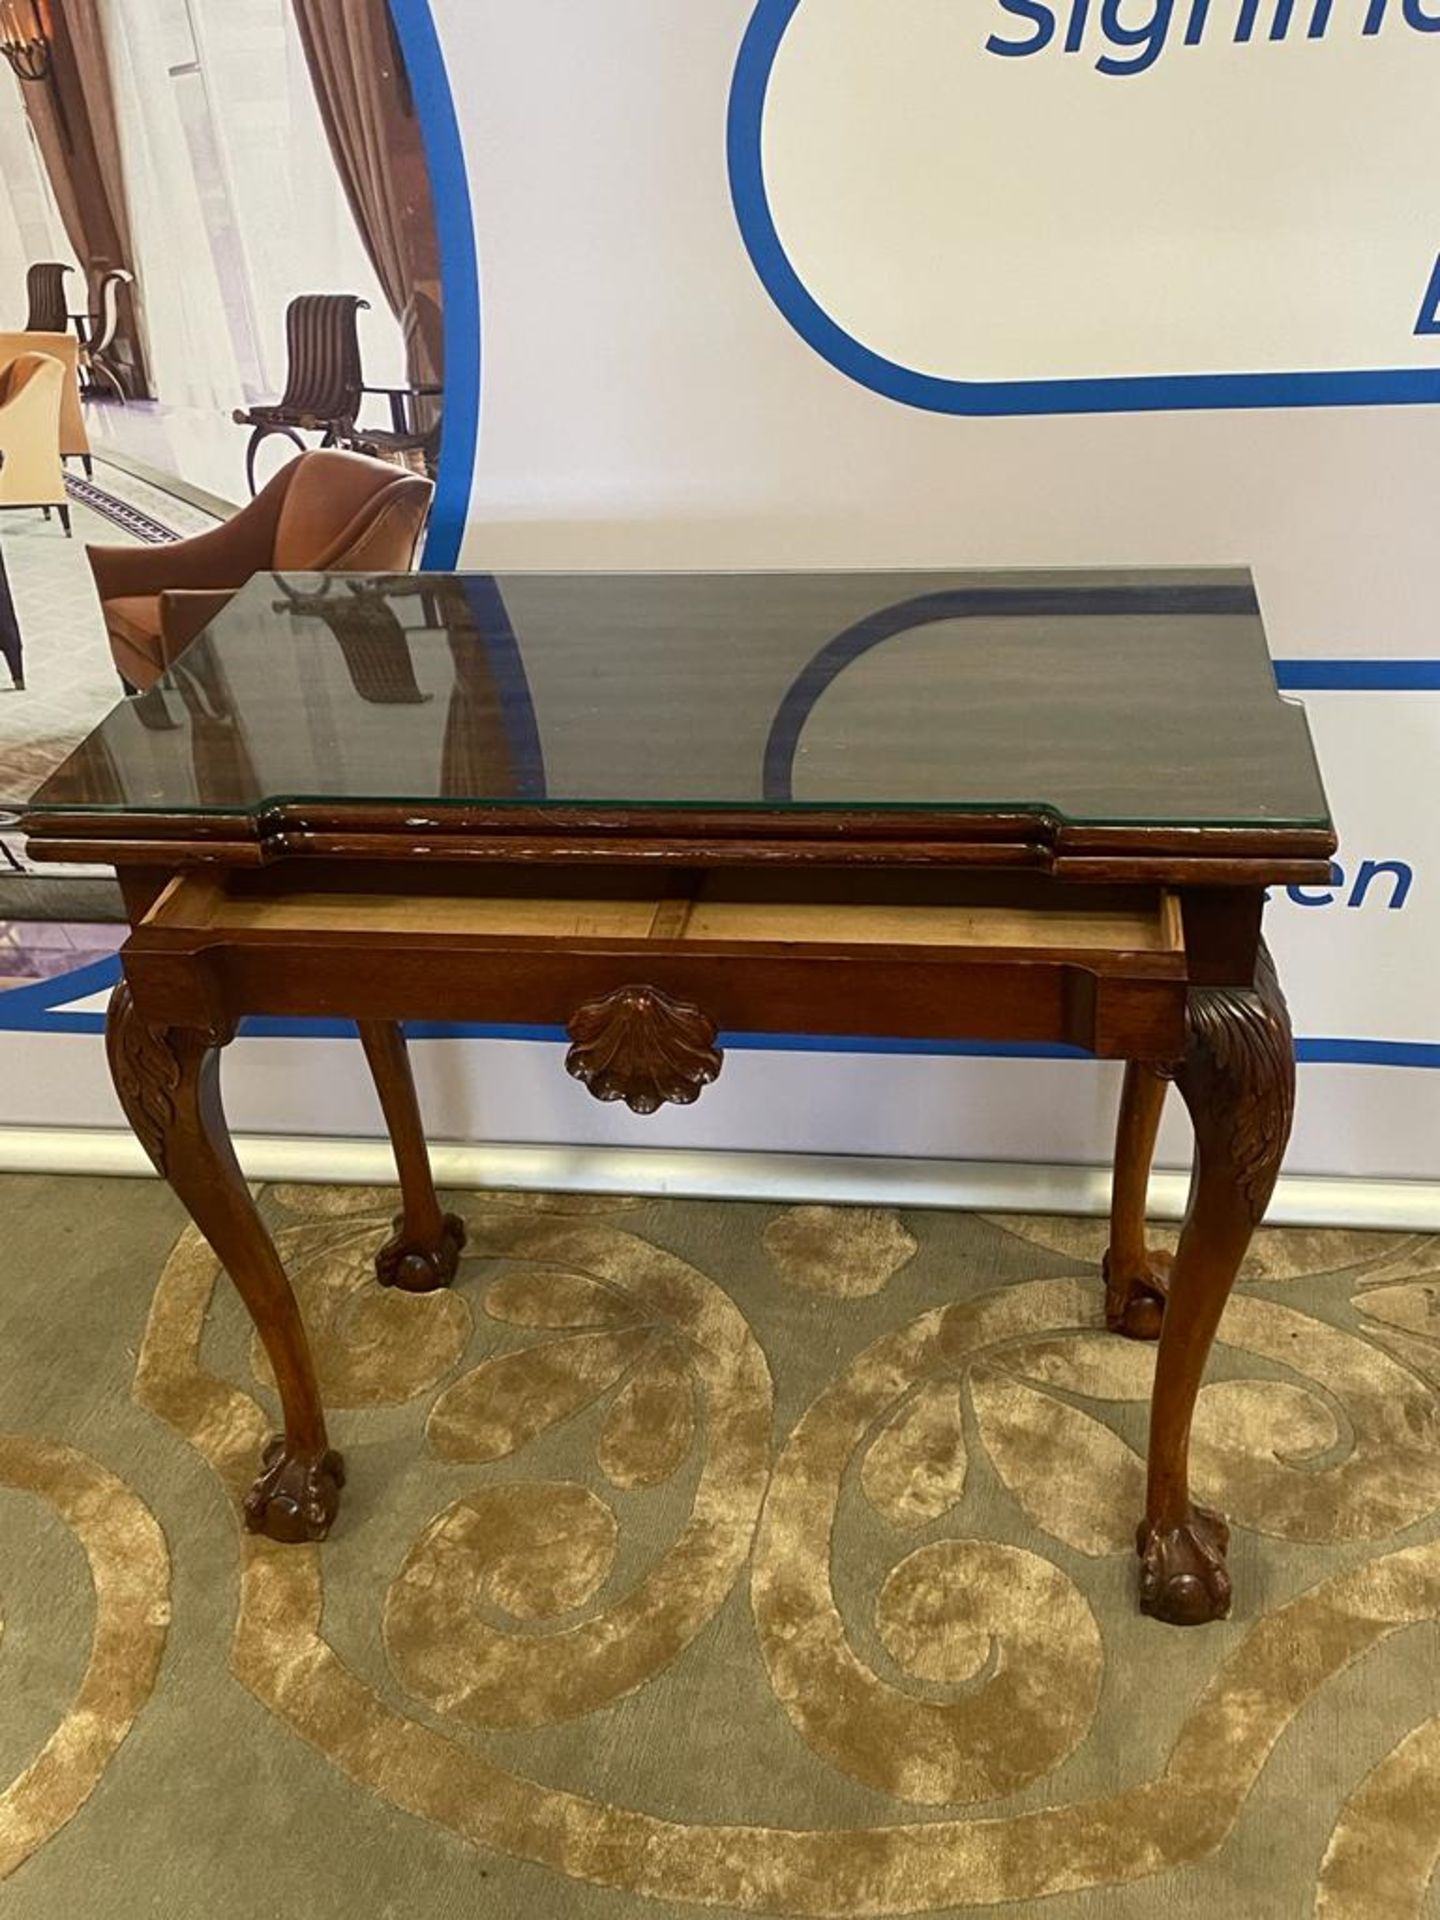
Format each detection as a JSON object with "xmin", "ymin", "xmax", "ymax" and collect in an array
[
  {"xmin": 0, "ymin": 352, "xmax": 70, "ymax": 533},
  {"xmin": 87, "ymin": 447, "xmax": 434, "ymax": 693}
]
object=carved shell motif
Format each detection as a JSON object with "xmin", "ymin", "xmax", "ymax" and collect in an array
[{"xmin": 565, "ymin": 985, "xmax": 722, "ymax": 1115}]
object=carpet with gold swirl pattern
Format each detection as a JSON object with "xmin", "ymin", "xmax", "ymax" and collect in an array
[{"xmin": 3, "ymin": 1171, "xmax": 1439, "ymax": 1918}]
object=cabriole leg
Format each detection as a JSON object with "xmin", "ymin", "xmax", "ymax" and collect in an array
[
  {"xmin": 1104, "ymin": 1060, "xmax": 1172, "ymax": 1340},
  {"xmin": 358, "ymin": 1018, "xmax": 466, "ymax": 1293},
  {"xmin": 107, "ymin": 979, "xmax": 343, "ymax": 1541},
  {"xmin": 1138, "ymin": 946, "xmax": 1294, "ymax": 1626}
]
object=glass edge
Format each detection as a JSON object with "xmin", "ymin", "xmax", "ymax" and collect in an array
[{"xmin": 18, "ymin": 790, "xmax": 1335, "ymax": 831}]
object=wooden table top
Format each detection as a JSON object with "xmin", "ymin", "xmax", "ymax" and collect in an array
[{"xmin": 23, "ymin": 567, "xmax": 1335, "ymax": 885}]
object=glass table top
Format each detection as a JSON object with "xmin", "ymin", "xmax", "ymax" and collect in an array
[{"xmin": 27, "ymin": 568, "xmax": 1331, "ymax": 830}]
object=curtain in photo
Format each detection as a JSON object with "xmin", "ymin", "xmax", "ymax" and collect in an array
[
  {"xmin": 99, "ymin": 0, "xmax": 400, "ymax": 426},
  {"xmin": 98, "ymin": 0, "xmax": 249, "ymax": 414},
  {"xmin": 0, "ymin": 77, "xmax": 76, "ymax": 327},
  {"xmin": 188, "ymin": 0, "xmax": 401, "ymax": 401},
  {"xmin": 289, "ymin": 0, "xmax": 443, "ymax": 395},
  {"xmin": 22, "ymin": 0, "xmax": 150, "ymax": 393}
]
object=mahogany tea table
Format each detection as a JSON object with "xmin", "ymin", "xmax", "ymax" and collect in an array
[{"xmin": 21, "ymin": 567, "xmax": 1336, "ymax": 1627}]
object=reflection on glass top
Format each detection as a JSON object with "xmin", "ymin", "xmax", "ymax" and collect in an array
[{"xmin": 27, "ymin": 569, "xmax": 1332, "ymax": 828}]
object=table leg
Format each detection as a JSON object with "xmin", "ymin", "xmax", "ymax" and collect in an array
[
  {"xmin": 1137, "ymin": 945, "xmax": 1294, "ymax": 1625},
  {"xmin": 1104, "ymin": 1061, "xmax": 1172, "ymax": 1340},
  {"xmin": 357, "ymin": 1019, "xmax": 466, "ymax": 1293},
  {"xmin": 107, "ymin": 980, "xmax": 344, "ymax": 1543}
]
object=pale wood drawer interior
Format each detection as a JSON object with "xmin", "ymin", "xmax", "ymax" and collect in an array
[{"xmin": 144, "ymin": 868, "xmax": 1183, "ymax": 964}]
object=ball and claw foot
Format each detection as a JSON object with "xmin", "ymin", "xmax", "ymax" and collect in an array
[
  {"xmin": 374, "ymin": 1211, "xmax": 467, "ymax": 1293},
  {"xmin": 243, "ymin": 1437, "xmax": 346, "ymax": 1543},
  {"xmin": 1103, "ymin": 1247, "xmax": 1172, "ymax": 1342},
  {"xmin": 1137, "ymin": 1503, "xmax": 1232, "ymax": 1626}
]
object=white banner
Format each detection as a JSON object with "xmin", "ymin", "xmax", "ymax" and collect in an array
[
  {"xmin": 746, "ymin": 0, "xmax": 1440, "ymax": 403},
  {"xmin": 3, "ymin": 0, "xmax": 1437, "ymax": 1205}
]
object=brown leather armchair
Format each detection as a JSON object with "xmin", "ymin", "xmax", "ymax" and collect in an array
[{"xmin": 88, "ymin": 447, "xmax": 434, "ymax": 692}]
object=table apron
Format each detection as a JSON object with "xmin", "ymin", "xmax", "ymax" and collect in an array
[{"xmin": 118, "ymin": 939, "xmax": 1188, "ymax": 1062}]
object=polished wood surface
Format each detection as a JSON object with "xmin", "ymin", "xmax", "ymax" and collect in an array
[
  {"xmin": 24, "ymin": 812, "xmax": 1339, "ymax": 888},
  {"xmin": 23, "ymin": 566, "xmax": 1339, "ymax": 1630}
]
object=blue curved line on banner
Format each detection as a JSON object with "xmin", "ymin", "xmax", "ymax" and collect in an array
[
  {"xmin": 460, "ymin": 576, "xmax": 548, "ymax": 797},
  {"xmin": 0, "ymin": 953, "xmax": 122, "ymax": 1033},
  {"xmin": 761, "ymin": 582, "xmax": 1260, "ymax": 804},
  {"xmin": 1274, "ymin": 660, "xmax": 1440, "ymax": 691},
  {"xmin": 762, "ymin": 604, "xmax": 1435, "ymax": 804},
  {"xmin": 389, "ymin": 0, "xmax": 479, "ymax": 567},
  {"xmin": 727, "ymin": 0, "xmax": 1440, "ymax": 417},
  {"xmin": 3, "ymin": 963, "xmax": 1437, "ymax": 1067}
]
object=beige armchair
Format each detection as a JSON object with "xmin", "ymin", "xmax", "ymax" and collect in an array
[
  {"xmin": 87, "ymin": 447, "xmax": 434, "ymax": 692},
  {"xmin": 0, "ymin": 352, "xmax": 70, "ymax": 534},
  {"xmin": 0, "ymin": 333, "xmax": 90, "ymax": 464}
]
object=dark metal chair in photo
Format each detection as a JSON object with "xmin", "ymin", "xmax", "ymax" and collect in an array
[
  {"xmin": 350, "ymin": 288, "xmax": 444, "ymax": 478},
  {"xmin": 80, "ymin": 269, "xmax": 135, "ymax": 402},
  {"xmin": 349, "ymin": 381, "xmax": 443, "ymax": 480},
  {"xmin": 271, "ymin": 575, "xmax": 432, "ymax": 706},
  {"xmin": 233, "ymin": 293, "xmax": 369, "ymax": 496},
  {"xmin": 24, "ymin": 262, "xmax": 72, "ymax": 334}
]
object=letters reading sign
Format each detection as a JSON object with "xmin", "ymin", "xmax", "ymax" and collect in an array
[
  {"xmin": 987, "ymin": 0, "xmax": 1440, "ymax": 75},
  {"xmin": 735, "ymin": 0, "xmax": 1440, "ymax": 408}
]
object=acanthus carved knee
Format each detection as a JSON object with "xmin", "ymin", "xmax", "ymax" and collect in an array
[
  {"xmin": 1175, "ymin": 943, "xmax": 1295, "ymax": 1223},
  {"xmin": 106, "ymin": 979, "xmax": 233, "ymax": 1176}
]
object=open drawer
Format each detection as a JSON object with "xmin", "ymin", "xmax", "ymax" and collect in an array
[{"xmin": 126, "ymin": 863, "xmax": 1189, "ymax": 1061}]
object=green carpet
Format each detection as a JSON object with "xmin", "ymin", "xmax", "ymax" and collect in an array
[{"xmin": 2, "ymin": 1171, "xmax": 1438, "ymax": 1917}]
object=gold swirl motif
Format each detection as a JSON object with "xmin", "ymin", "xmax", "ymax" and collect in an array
[
  {"xmin": 386, "ymin": 1218, "xmax": 773, "ymax": 1727},
  {"xmin": 1187, "ymin": 1296, "xmax": 1440, "ymax": 1542},
  {"xmin": 967, "ymin": 1361, "xmax": 1144, "ymax": 1556},
  {"xmin": 425, "ymin": 1325, "xmax": 654, "ymax": 1463},
  {"xmin": 752, "ymin": 1284, "xmax": 1108, "ymax": 1805},
  {"xmin": 133, "ymin": 1205, "xmax": 1440, "ymax": 1916},
  {"xmin": 764, "ymin": 1205, "xmax": 917, "ymax": 1298},
  {"xmin": 230, "ymin": 1525, "xmax": 1440, "ymax": 1913},
  {"xmin": 249, "ymin": 1214, "xmax": 471, "ymax": 1408},
  {"xmin": 596, "ymin": 1338, "xmax": 695, "ymax": 1487},
  {"xmin": 264, "ymin": 1184, "xmax": 646, "ymax": 1221},
  {"xmin": 985, "ymin": 1214, "xmax": 1435, "ymax": 1289},
  {"xmin": 393, "ymin": 1483, "xmax": 621, "ymax": 1650},
  {"xmin": 1315, "ymin": 1714, "xmax": 1440, "ymax": 1917},
  {"xmin": 860, "ymin": 1378, "xmax": 968, "ymax": 1528},
  {"xmin": 875, "ymin": 1539, "xmax": 1099, "ymax": 1689},
  {"xmin": 988, "ymin": 1296, "xmax": 1440, "ymax": 1550},
  {"xmin": 0, "ymin": 1437, "xmax": 170, "ymax": 1880},
  {"xmin": 753, "ymin": 1275, "xmax": 1440, "ymax": 1804}
]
